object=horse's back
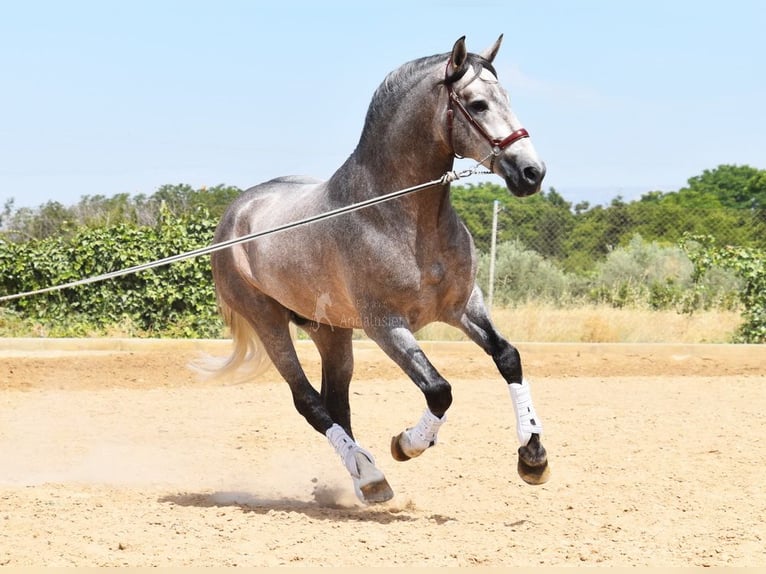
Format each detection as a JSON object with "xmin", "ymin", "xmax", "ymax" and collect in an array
[
  {"xmin": 241, "ymin": 175, "xmax": 324, "ymax": 201},
  {"xmin": 216, "ymin": 175, "xmax": 327, "ymax": 239},
  {"xmin": 256, "ymin": 175, "xmax": 324, "ymax": 187}
]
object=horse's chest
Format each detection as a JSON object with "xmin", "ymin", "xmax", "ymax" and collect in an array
[
  {"xmin": 423, "ymin": 261, "xmax": 446, "ymax": 286},
  {"xmin": 394, "ymin": 260, "xmax": 469, "ymax": 331},
  {"xmin": 415, "ymin": 253, "xmax": 474, "ymax": 311}
]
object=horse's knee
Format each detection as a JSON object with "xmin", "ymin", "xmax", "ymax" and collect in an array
[{"xmin": 424, "ymin": 378, "xmax": 452, "ymax": 417}]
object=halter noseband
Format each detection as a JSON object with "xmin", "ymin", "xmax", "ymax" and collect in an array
[{"xmin": 445, "ymin": 60, "xmax": 529, "ymax": 169}]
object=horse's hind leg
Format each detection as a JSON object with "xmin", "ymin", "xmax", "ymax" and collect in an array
[
  {"xmin": 303, "ymin": 322, "xmax": 354, "ymax": 437},
  {"xmin": 213, "ymin": 253, "xmax": 391, "ymax": 503},
  {"xmin": 246, "ymin": 308, "xmax": 392, "ymax": 504},
  {"xmin": 300, "ymin": 320, "xmax": 392, "ymax": 503},
  {"xmin": 452, "ymin": 285, "xmax": 550, "ymax": 485}
]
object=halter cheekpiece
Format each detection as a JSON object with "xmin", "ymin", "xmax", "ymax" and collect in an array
[{"xmin": 445, "ymin": 59, "xmax": 529, "ymax": 170}]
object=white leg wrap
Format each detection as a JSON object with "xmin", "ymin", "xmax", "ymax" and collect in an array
[
  {"xmin": 326, "ymin": 424, "xmax": 371, "ymax": 478},
  {"xmin": 326, "ymin": 424, "xmax": 388, "ymax": 503},
  {"xmin": 509, "ymin": 379, "xmax": 543, "ymax": 446},
  {"xmin": 398, "ymin": 409, "xmax": 446, "ymax": 458}
]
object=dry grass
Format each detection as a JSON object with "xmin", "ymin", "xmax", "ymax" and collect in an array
[
  {"xmin": 415, "ymin": 303, "xmax": 743, "ymax": 344},
  {"xmin": 2, "ymin": 304, "xmax": 742, "ymax": 344}
]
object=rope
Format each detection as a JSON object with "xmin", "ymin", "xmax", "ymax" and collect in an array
[{"xmin": 0, "ymin": 166, "xmax": 487, "ymax": 303}]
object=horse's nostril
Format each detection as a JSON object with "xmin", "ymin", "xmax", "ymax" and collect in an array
[{"xmin": 523, "ymin": 165, "xmax": 543, "ymax": 185}]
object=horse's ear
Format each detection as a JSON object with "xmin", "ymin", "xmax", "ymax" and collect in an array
[
  {"xmin": 481, "ymin": 34, "xmax": 504, "ymax": 63},
  {"xmin": 447, "ymin": 36, "xmax": 468, "ymax": 78}
]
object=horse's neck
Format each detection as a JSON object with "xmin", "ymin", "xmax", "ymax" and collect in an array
[
  {"xmin": 329, "ymin": 148, "xmax": 455, "ymax": 228},
  {"xmin": 330, "ymin": 118, "xmax": 454, "ymax": 210},
  {"xmin": 327, "ymin": 63, "xmax": 459, "ymax": 227},
  {"xmin": 336, "ymin": 144, "xmax": 452, "ymax": 189}
]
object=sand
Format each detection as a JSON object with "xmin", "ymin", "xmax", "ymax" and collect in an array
[{"xmin": 1, "ymin": 339, "xmax": 764, "ymax": 566}]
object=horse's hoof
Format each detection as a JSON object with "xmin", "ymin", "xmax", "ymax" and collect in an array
[
  {"xmin": 517, "ymin": 456, "xmax": 550, "ymax": 485},
  {"xmin": 353, "ymin": 450, "xmax": 394, "ymax": 504},
  {"xmin": 359, "ymin": 477, "xmax": 395, "ymax": 504},
  {"xmin": 390, "ymin": 432, "xmax": 412, "ymax": 461}
]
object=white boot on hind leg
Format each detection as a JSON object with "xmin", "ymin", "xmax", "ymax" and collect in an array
[
  {"xmin": 326, "ymin": 424, "xmax": 393, "ymax": 504},
  {"xmin": 391, "ymin": 409, "xmax": 445, "ymax": 461}
]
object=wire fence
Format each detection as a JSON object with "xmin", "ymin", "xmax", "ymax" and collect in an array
[{"xmin": 467, "ymin": 199, "xmax": 764, "ymax": 314}]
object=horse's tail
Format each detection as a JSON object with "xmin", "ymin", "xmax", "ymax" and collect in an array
[{"xmin": 190, "ymin": 295, "xmax": 274, "ymax": 383}]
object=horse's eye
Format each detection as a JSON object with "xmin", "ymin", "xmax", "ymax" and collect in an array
[{"xmin": 468, "ymin": 100, "xmax": 489, "ymax": 113}]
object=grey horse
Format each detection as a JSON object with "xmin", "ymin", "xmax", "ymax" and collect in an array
[{"xmin": 210, "ymin": 35, "xmax": 549, "ymax": 504}]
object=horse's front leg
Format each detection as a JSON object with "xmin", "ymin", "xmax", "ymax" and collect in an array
[
  {"xmin": 363, "ymin": 320, "xmax": 450, "ymax": 461},
  {"xmin": 452, "ymin": 285, "xmax": 550, "ymax": 485}
]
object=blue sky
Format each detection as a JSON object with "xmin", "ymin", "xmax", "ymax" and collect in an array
[{"xmin": 2, "ymin": 0, "xmax": 764, "ymax": 209}]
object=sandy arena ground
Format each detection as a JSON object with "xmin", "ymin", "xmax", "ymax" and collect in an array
[{"xmin": 1, "ymin": 338, "xmax": 764, "ymax": 567}]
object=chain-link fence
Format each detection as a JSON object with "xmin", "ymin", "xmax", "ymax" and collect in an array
[{"xmin": 458, "ymin": 192, "xmax": 764, "ymax": 315}]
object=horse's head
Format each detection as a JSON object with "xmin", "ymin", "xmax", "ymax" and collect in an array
[{"xmin": 444, "ymin": 36, "xmax": 546, "ymax": 197}]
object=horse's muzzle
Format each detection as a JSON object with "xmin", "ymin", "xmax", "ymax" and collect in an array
[{"xmin": 506, "ymin": 160, "xmax": 546, "ymax": 197}]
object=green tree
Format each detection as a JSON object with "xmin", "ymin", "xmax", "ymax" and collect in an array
[
  {"xmin": 1, "ymin": 183, "xmax": 242, "ymax": 243},
  {"xmin": 676, "ymin": 164, "xmax": 766, "ymax": 209},
  {"xmin": 451, "ymin": 183, "xmax": 575, "ymax": 255}
]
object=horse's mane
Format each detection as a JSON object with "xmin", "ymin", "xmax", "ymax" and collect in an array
[
  {"xmin": 358, "ymin": 52, "xmax": 497, "ymax": 148},
  {"xmin": 360, "ymin": 55, "xmax": 442, "ymax": 137}
]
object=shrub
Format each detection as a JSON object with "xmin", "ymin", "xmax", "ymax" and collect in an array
[
  {"xmin": 0, "ymin": 206, "xmax": 224, "ymax": 338},
  {"xmin": 477, "ymin": 240, "xmax": 574, "ymax": 306},
  {"xmin": 682, "ymin": 234, "xmax": 766, "ymax": 343}
]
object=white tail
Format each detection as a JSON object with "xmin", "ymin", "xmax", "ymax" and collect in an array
[{"xmin": 190, "ymin": 296, "xmax": 274, "ymax": 383}]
